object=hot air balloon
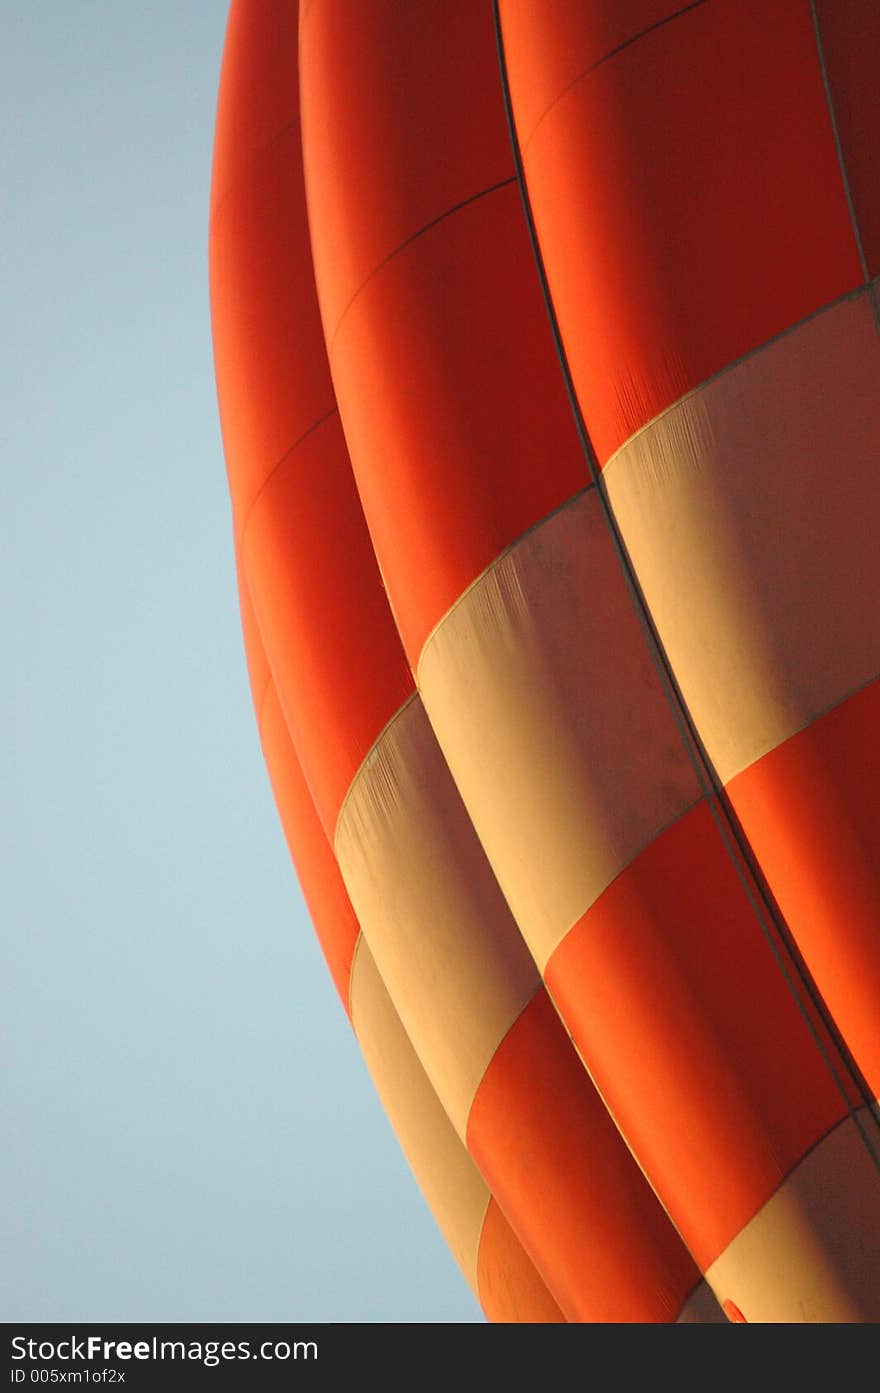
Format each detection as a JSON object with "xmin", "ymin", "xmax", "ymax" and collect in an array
[{"xmin": 210, "ymin": 0, "xmax": 880, "ymax": 1322}]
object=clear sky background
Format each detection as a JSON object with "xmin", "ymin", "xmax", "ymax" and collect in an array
[{"xmin": 3, "ymin": 1, "xmax": 481, "ymax": 1324}]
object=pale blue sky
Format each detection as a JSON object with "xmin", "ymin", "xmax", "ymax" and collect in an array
[{"xmin": 2, "ymin": 1, "xmax": 480, "ymax": 1323}]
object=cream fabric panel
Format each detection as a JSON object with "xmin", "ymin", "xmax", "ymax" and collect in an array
[
  {"xmin": 336, "ymin": 696, "xmax": 540, "ymax": 1136},
  {"xmin": 604, "ymin": 286, "xmax": 880, "ymax": 786},
  {"xmin": 349, "ymin": 937, "xmax": 491, "ymax": 1296},
  {"xmin": 418, "ymin": 488, "xmax": 701, "ymax": 969},
  {"xmin": 705, "ymin": 1109, "xmax": 880, "ymax": 1322}
]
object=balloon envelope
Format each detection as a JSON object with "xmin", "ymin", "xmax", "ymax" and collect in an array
[{"xmin": 211, "ymin": 0, "xmax": 880, "ymax": 1322}]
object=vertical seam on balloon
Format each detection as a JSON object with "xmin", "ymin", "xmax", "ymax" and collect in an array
[
  {"xmin": 809, "ymin": 0, "xmax": 880, "ymax": 334},
  {"xmin": 542, "ymin": 975, "xmax": 694, "ymax": 1245},
  {"xmin": 518, "ymin": 0, "xmax": 711, "ymax": 157},
  {"xmin": 491, "ymin": 0, "xmax": 880, "ymax": 1166},
  {"xmin": 677, "ymin": 1278, "xmax": 719, "ymax": 1324},
  {"xmin": 325, "ymin": 177, "xmax": 518, "ymax": 357}
]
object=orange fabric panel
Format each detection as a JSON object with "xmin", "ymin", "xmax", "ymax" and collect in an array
[
  {"xmin": 477, "ymin": 1200, "xmax": 565, "ymax": 1324},
  {"xmin": 258, "ymin": 682, "xmax": 360, "ymax": 1017},
  {"xmin": 210, "ymin": 0, "xmax": 366, "ymax": 1018},
  {"xmin": 466, "ymin": 990, "xmax": 703, "ymax": 1322},
  {"xmin": 209, "ymin": 0, "xmax": 334, "ymax": 540},
  {"xmin": 210, "ymin": 0, "xmax": 304, "ymax": 220},
  {"xmin": 242, "ymin": 415, "xmax": 414, "ymax": 836},
  {"xmin": 815, "ymin": 0, "xmax": 880, "ymax": 274},
  {"xmin": 210, "ymin": 134, "xmax": 335, "ymax": 539},
  {"xmin": 210, "ymin": 0, "xmax": 415, "ymax": 832},
  {"xmin": 299, "ymin": 0, "xmax": 513, "ymax": 341},
  {"xmin": 326, "ymin": 186, "xmax": 587, "ymax": 664},
  {"xmin": 498, "ymin": 0, "xmax": 693, "ymax": 145},
  {"xmin": 500, "ymin": 0, "xmax": 862, "ymax": 462},
  {"xmin": 727, "ymin": 676, "xmax": 880, "ymax": 1099},
  {"xmin": 543, "ymin": 801, "xmax": 851, "ymax": 1270}
]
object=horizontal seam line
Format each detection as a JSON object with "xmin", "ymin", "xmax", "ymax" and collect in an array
[
  {"xmin": 519, "ymin": 0, "xmax": 710, "ymax": 156},
  {"xmin": 237, "ymin": 406, "xmax": 338, "ymax": 549},
  {"xmin": 464, "ymin": 980, "xmax": 546, "ymax": 1131},
  {"xmin": 210, "ymin": 119, "xmax": 300, "ymax": 230},
  {"xmin": 723, "ymin": 668, "xmax": 880, "ymax": 790},
  {"xmin": 602, "ymin": 278, "xmax": 876, "ymax": 472},
  {"xmin": 415, "ymin": 484, "xmax": 595, "ymax": 669},
  {"xmin": 327, "ymin": 176, "xmax": 518, "ymax": 356},
  {"xmin": 542, "ymin": 790, "xmax": 705, "ymax": 970},
  {"xmin": 333, "ymin": 690, "xmax": 420, "ymax": 849},
  {"xmin": 703, "ymin": 1105, "xmax": 880, "ymax": 1270}
]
